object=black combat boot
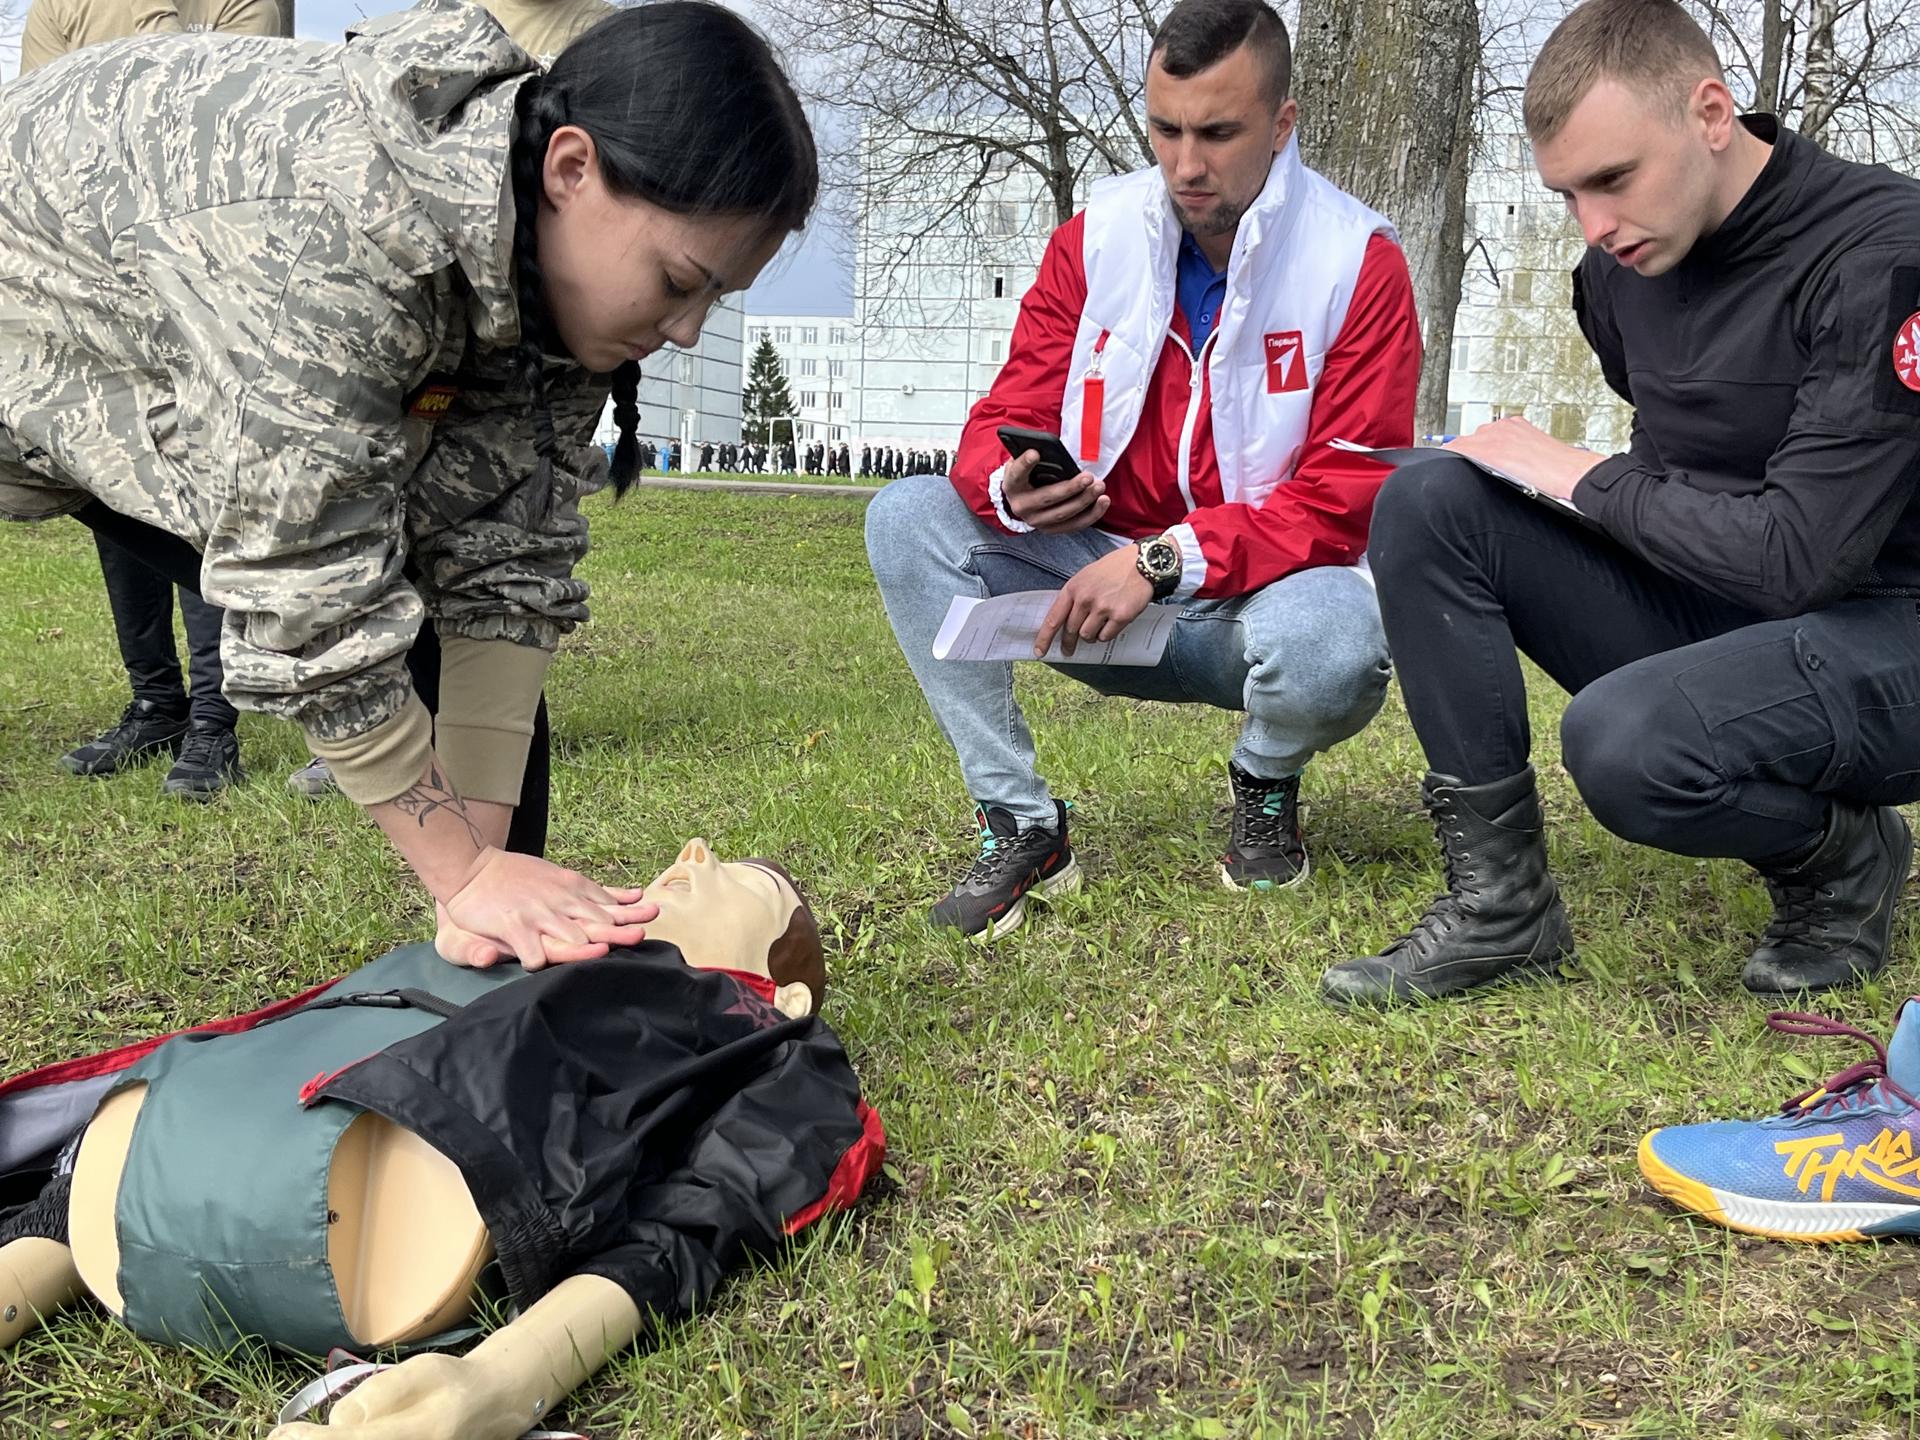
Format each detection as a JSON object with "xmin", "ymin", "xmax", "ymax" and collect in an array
[
  {"xmin": 1742, "ymin": 803, "xmax": 1912, "ymax": 995},
  {"xmin": 1321, "ymin": 766, "xmax": 1575, "ymax": 1006}
]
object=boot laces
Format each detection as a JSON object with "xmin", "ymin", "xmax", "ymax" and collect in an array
[
  {"xmin": 1388, "ymin": 798, "xmax": 1475, "ymax": 957},
  {"xmin": 1759, "ymin": 871, "xmax": 1838, "ymax": 947},
  {"xmin": 1767, "ymin": 1010, "xmax": 1916, "ymax": 1117}
]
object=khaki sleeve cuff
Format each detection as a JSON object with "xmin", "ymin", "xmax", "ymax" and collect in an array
[
  {"xmin": 431, "ymin": 636, "xmax": 554, "ymax": 807},
  {"xmin": 306, "ymin": 692, "xmax": 435, "ymax": 806}
]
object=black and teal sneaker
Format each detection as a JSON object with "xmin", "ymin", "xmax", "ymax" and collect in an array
[
  {"xmin": 929, "ymin": 800, "xmax": 1080, "ymax": 941},
  {"xmin": 1221, "ymin": 764, "xmax": 1308, "ymax": 891}
]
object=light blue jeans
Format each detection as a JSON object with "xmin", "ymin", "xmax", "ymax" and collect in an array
[{"xmin": 866, "ymin": 474, "xmax": 1392, "ymax": 826}]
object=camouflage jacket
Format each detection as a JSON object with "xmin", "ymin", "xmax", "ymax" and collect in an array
[{"xmin": 0, "ymin": 0, "xmax": 607, "ymax": 743}]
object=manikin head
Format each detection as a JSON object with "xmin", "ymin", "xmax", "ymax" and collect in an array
[
  {"xmin": 1145, "ymin": 0, "xmax": 1297, "ymax": 259},
  {"xmin": 1525, "ymin": 0, "xmax": 1757, "ymax": 278},
  {"xmin": 510, "ymin": 2, "xmax": 818, "ymax": 491},
  {"xmin": 639, "ymin": 839, "xmax": 825, "ymax": 1020}
]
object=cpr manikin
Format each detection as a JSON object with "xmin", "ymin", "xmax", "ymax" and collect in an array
[{"xmin": 0, "ymin": 841, "xmax": 879, "ymax": 1440}]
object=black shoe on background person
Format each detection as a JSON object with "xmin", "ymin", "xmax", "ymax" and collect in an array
[
  {"xmin": 1221, "ymin": 764, "xmax": 1308, "ymax": 890},
  {"xmin": 1743, "ymin": 803, "xmax": 1912, "ymax": 995},
  {"xmin": 929, "ymin": 800, "xmax": 1081, "ymax": 941},
  {"xmin": 59, "ymin": 698, "xmax": 188, "ymax": 776},
  {"xmin": 162, "ymin": 722, "xmax": 244, "ymax": 801},
  {"xmin": 1322, "ymin": 766, "xmax": 1575, "ymax": 1006}
]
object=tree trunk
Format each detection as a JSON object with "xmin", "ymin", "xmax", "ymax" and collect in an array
[
  {"xmin": 1294, "ymin": 0, "xmax": 1478, "ymax": 436},
  {"xmin": 1801, "ymin": 0, "xmax": 1841, "ymax": 141},
  {"xmin": 1758, "ymin": 0, "xmax": 1787, "ymax": 113}
]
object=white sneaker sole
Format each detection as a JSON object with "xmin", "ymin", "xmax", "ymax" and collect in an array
[
  {"xmin": 973, "ymin": 858, "xmax": 1084, "ymax": 943},
  {"xmin": 1220, "ymin": 854, "xmax": 1311, "ymax": 893}
]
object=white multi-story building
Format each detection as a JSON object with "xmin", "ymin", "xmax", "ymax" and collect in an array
[
  {"xmin": 838, "ymin": 134, "xmax": 1064, "ymax": 453},
  {"xmin": 1443, "ymin": 128, "xmax": 1632, "ymax": 448},
  {"xmin": 741, "ymin": 316, "xmax": 855, "ymax": 444},
  {"xmin": 597, "ymin": 294, "xmax": 747, "ymax": 461}
]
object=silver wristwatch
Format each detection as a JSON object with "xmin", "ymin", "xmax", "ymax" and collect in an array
[{"xmin": 1135, "ymin": 533, "xmax": 1182, "ymax": 599}]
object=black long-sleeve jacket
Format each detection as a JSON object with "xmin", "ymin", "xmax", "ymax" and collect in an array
[{"xmin": 1570, "ymin": 116, "xmax": 1920, "ymax": 617}]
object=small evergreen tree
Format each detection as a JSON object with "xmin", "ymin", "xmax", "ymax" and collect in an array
[{"xmin": 741, "ymin": 337, "xmax": 796, "ymax": 446}]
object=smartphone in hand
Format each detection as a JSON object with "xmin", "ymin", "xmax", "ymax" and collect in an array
[{"xmin": 996, "ymin": 426, "xmax": 1083, "ymax": 487}]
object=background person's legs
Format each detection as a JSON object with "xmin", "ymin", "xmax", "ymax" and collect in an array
[
  {"xmin": 161, "ymin": 584, "xmax": 244, "ymax": 800},
  {"xmin": 60, "ymin": 532, "xmax": 189, "ymax": 776}
]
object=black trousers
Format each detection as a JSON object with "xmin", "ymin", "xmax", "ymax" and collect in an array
[
  {"xmin": 1370, "ymin": 457, "xmax": 1920, "ymax": 866},
  {"xmin": 94, "ymin": 530, "xmax": 236, "ymax": 730},
  {"xmin": 72, "ymin": 502, "xmax": 550, "ymax": 857}
]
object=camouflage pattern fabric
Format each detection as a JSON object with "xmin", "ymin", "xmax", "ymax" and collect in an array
[{"xmin": 0, "ymin": 0, "xmax": 608, "ymax": 743}]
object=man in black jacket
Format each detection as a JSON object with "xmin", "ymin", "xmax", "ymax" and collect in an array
[{"xmin": 1326, "ymin": 0, "xmax": 1920, "ymax": 1006}]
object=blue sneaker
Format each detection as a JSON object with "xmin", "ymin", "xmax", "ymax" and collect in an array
[{"xmin": 1640, "ymin": 1005, "xmax": 1920, "ymax": 1242}]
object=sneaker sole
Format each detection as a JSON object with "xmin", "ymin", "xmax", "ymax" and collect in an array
[
  {"xmin": 1219, "ymin": 854, "xmax": 1311, "ymax": 893},
  {"xmin": 1637, "ymin": 1131, "xmax": 1920, "ymax": 1242},
  {"xmin": 973, "ymin": 858, "xmax": 1084, "ymax": 944}
]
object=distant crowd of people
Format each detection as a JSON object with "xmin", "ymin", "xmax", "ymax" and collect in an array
[{"xmin": 635, "ymin": 439, "xmax": 949, "ymax": 480}]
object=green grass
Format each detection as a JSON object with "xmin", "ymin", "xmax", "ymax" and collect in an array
[{"xmin": 4, "ymin": 490, "xmax": 1920, "ymax": 1439}]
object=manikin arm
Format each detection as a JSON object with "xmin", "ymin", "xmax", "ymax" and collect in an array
[
  {"xmin": 266, "ymin": 1274, "xmax": 641, "ymax": 1440},
  {"xmin": 0, "ymin": 1238, "xmax": 83, "ymax": 1348}
]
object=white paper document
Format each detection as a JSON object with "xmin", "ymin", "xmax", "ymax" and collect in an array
[
  {"xmin": 932, "ymin": 590, "xmax": 1177, "ymax": 666},
  {"xmin": 1329, "ymin": 438, "xmax": 1598, "ymax": 527}
]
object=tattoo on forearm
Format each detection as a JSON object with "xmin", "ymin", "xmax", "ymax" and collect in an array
[{"xmin": 389, "ymin": 764, "xmax": 484, "ymax": 848}]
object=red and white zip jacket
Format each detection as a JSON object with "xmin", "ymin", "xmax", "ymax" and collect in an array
[{"xmin": 952, "ymin": 139, "xmax": 1421, "ymax": 600}]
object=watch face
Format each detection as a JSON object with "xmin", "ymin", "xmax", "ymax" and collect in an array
[{"xmin": 1147, "ymin": 539, "xmax": 1180, "ymax": 577}]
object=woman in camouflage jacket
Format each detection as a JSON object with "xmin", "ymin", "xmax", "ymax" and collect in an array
[{"xmin": 0, "ymin": 0, "xmax": 816, "ymax": 966}]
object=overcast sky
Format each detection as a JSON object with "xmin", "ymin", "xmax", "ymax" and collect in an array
[{"xmin": 0, "ymin": 0, "xmax": 854, "ymax": 314}]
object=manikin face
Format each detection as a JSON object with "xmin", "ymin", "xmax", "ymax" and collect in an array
[
  {"xmin": 535, "ymin": 127, "xmax": 789, "ymax": 374},
  {"xmin": 1533, "ymin": 76, "xmax": 1737, "ymax": 278},
  {"xmin": 641, "ymin": 839, "xmax": 815, "ymax": 1018},
  {"xmin": 1145, "ymin": 43, "xmax": 1297, "ymax": 248}
]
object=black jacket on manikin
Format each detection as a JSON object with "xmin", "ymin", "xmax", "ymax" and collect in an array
[
  {"xmin": 1571, "ymin": 116, "xmax": 1920, "ymax": 618},
  {"xmin": 0, "ymin": 944, "xmax": 885, "ymax": 1336}
]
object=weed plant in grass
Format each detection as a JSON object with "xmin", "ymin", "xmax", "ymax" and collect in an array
[{"xmin": 1, "ymin": 493, "xmax": 1918, "ymax": 1438}]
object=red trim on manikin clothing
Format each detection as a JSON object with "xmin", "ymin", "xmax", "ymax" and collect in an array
[
  {"xmin": 0, "ymin": 977, "xmax": 344, "ymax": 1099},
  {"xmin": 784, "ymin": 1101, "xmax": 887, "ymax": 1236}
]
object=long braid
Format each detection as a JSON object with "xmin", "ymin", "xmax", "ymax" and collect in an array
[
  {"xmin": 609, "ymin": 360, "xmax": 640, "ymax": 494},
  {"xmin": 509, "ymin": 79, "xmax": 566, "ymax": 488}
]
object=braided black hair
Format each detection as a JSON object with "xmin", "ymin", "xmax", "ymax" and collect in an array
[{"xmin": 508, "ymin": 2, "xmax": 819, "ymax": 496}]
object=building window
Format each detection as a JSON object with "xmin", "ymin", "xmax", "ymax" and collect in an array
[
  {"xmin": 1499, "ymin": 338, "xmax": 1525, "ymax": 373},
  {"xmin": 990, "ymin": 337, "xmax": 1003, "ymax": 362},
  {"xmin": 748, "ymin": 327, "xmax": 764, "ymax": 344},
  {"xmin": 828, "ymin": 392, "xmax": 841, "ymax": 409},
  {"xmin": 983, "ymin": 269, "xmax": 1007, "ymax": 299},
  {"xmin": 1443, "ymin": 402, "xmax": 1464, "ymax": 437},
  {"xmin": 1509, "ymin": 270, "xmax": 1533, "ymax": 304},
  {"xmin": 1492, "ymin": 403, "xmax": 1527, "ymax": 421},
  {"xmin": 829, "ymin": 327, "xmax": 849, "ymax": 345},
  {"xmin": 800, "ymin": 390, "xmax": 819, "ymax": 409},
  {"xmin": 775, "ymin": 326, "xmax": 791, "ymax": 344},
  {"xmin": 828, "ymin": 359, "xmax": 845, "ymax": 378},
  {"xmin": 799, "ymin": 358, "xmax": 818, "ymax": 376},
  {"xmin": 989, "ymin": 200, "xmax": 1019, "ymax": 236},
  {"xmin": 1549, "ymin": 403, "xmax": 1586, "ymax": 443},
  {"xmin": 1452, "ymin": 335, "xmax": 1470, "ymax": 371},
  {"xmin": 801, "ymin": 327, "xmax": 818, "ymax": 344}
]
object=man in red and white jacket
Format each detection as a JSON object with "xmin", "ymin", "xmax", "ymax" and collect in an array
[{"xmin": 865, "ymin": 0, "xmax": 1421, "ymax": 940}]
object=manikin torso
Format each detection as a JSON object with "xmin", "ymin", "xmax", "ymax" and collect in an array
[{"xmin": 57, "ymin": 840, "xmax": 816, "ymax": 1351}]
